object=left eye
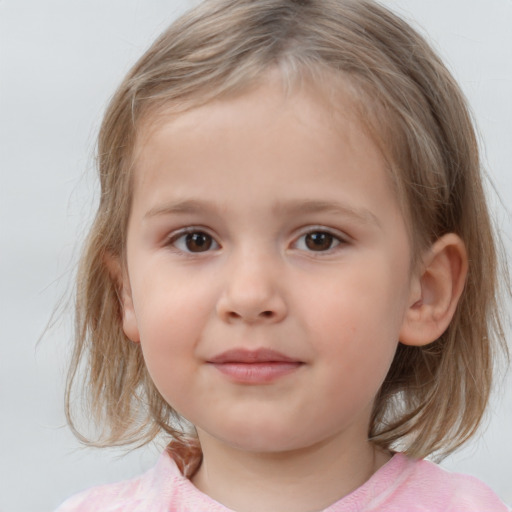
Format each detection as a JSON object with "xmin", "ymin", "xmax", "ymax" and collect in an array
[
  {"xmin": 295, "ymin": 231, "xmax": 342, "ymax": 252},
  {"xmin": 169, "ymin": 231, "xmax": 220, "ymax": 253}
]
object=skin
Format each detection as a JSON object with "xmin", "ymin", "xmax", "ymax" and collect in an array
[{"xmin": 117, "ymin": 77, "xmax": 467, "ymax": 512}]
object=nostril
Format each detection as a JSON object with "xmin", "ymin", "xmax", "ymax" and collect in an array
[{"xmin": 261, "ymin": 311, "xmax": 273, "ymax": 318}]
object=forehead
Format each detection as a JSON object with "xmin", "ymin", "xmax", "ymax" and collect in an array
[
  {"xmin": 129, "ymin": 78, "xmax": 407, "ymax": 236},
  {"xmin": 136, "ymin": 68, "xmax": 359, "ymax": 138},
  {"xmin": 133, "ymin": 76, "xmax": 377, "ymax": 185},
  {"xmin": 133, "ymin": 70, "xmax": 386, "ymax": 176}
]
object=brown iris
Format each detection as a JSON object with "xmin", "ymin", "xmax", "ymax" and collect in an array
[
  {"xmin": 185, "ymin": 232, "xmax": 213, "ymax": 252},
  {"xmin": 305, "ymin": 232, "xmax": 335, "ymax": 251}
]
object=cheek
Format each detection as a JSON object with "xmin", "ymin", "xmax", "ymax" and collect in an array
[
  {"xmin": 303, "ymin": 261, "xmax": 407, "ymax": 383},
  {"xmin": 130, "ymin": 274, "xmax": 216, "ymax": 392},
  {"xmin": 135, "ymin": 301, "xmax": 201, "ymax": 416},
  {"xmin": 307, "ymin": 262, "xmax": 407, "ymax": 338},
  {"xmin": 132, "ymin": 265, "xmax": 215, "ymax": 338}
]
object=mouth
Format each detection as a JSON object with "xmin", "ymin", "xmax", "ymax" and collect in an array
[{"xmin": 207, "ymin": 348, "xmax": 304, "ymax": 384}]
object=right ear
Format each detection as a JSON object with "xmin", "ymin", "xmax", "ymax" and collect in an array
[{"xmin": 104, "ymin": 252, "xmax": 140, "ymax": 343}]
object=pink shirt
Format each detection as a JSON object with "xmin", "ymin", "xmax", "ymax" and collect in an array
[{"xmin": 56, "ymin": 451, "xmax": 510, "ymax": 511}]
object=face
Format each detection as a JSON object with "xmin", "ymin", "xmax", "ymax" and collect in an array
[{"xmin": 121, "ymin": 78, "xmax": 419, "ymax": 455}]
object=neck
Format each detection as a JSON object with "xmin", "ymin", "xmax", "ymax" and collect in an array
[{"xmin": 191, "ymin": 431, "xmax": 390, "ymax": 512}]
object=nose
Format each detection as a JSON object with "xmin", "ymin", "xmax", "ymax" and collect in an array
[{"xmin": 216, "ymin": 251, "xmax": 288, "ymax": 324}]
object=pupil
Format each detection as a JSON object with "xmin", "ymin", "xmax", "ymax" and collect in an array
[
  {"xmin": 305, "ymin": 232, "xmax": 333, "ymax": 251},
  {"xmin": 186, "ymin": 232, "xmax": 212, "ymax": 252}
]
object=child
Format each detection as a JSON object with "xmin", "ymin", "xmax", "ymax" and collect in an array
[{"xmin": 57, "ymin": 0, "xmax": 510, "ymax": 510}]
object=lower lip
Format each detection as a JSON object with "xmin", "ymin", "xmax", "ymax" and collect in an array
[{"xmin": 210, "ymin": 362, "xmax": 303, "ymax": 384}]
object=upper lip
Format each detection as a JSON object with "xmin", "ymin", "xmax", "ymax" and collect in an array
[{"xmin": 207, "ymin": 348, "xmax": 299, "ymax": 364}]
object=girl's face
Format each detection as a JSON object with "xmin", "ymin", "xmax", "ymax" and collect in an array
[{"xmin": 121, "ymin": 78, "xmax": 419, "ymax": 455}]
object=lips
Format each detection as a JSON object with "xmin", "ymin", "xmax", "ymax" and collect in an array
[
  {"xmin": 208, "ymin": 348, "xmax": 298, "ymax": 364},
  {"xmin": 207, "ymin": 348, "xmax": 303, "ymax": 384}
]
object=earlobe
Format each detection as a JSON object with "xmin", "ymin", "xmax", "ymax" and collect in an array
[
  {"xmin": 399, "ymin": 233, "xmax": 468, "ymax": 347},
  {"xmin": 103, "ymin": 252, "xmax": 141, "ymax": 343}
]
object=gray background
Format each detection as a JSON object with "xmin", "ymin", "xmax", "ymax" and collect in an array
[{"xmin": 1, "ymin": 1, "xmax": 511, "ymax": 510}]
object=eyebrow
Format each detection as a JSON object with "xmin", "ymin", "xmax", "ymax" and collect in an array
[
  {"xmin": 144, "ymin": 199, "xmax": 225, "ymax": 219},
  {"xmin": 144, "ymin": 198, "xmax": 381, "ymax": 228},
  {"xmin": 274, "ymin": 199, "xmax": 381, "ymax": 227}
]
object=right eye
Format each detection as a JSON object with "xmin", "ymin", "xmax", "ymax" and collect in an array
[{"xmin": 168, "ymin": 230, "xmax": 220, "ymax": 253}]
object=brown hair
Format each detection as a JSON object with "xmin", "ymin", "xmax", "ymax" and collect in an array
[{"xmin": 66, "ymin": 0, "xmax": 509, "ymax": 462}]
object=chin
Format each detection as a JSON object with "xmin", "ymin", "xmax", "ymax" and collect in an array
[{"xmin": 207, "ymin": 422, "xmax": 317, "ymax": 454}]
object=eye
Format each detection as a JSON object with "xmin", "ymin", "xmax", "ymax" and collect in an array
[
  {"xmin": 294, "ymin": 230, "xmax": 343, "ymax": 252},
  {"xmin": 169, "ymin": 230, "xmax": 220, "ymax": 253}
]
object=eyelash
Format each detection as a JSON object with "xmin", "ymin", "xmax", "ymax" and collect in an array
[
  {"xmin": 167, "ymin": 228, "xmax": 220, "ymax": 254},
  {"xmin": 166, "ymin": 227, "xmax": 348, "ymax": 255},
  {"xmin": 294, "ymin": 229, "xmax": 344, "ymax": 253}
]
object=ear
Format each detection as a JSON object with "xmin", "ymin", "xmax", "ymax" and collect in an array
[
  {"xmin": 104, "ymin": 252, "xmax": 140, "ymax": 343},
  {"xmin": 399, "ymin": 233, "xmax": 468, "ymax": 347}
]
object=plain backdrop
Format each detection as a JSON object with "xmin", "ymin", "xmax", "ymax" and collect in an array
[{"xmin": 1, "ymin": 1, "xmax": 511, "ymax": 511}]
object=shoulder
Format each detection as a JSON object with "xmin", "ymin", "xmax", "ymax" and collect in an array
[
  {"xmin": 390, "ymin": 454, "xmax": 510, "ymax": 512},
  {"xmin": 54, "ymin": 480, "xmax": 141, "ymax": 512},
  {"xmin": 54, "ymin": 451, "xmax": 185, "ymax": 512}
]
